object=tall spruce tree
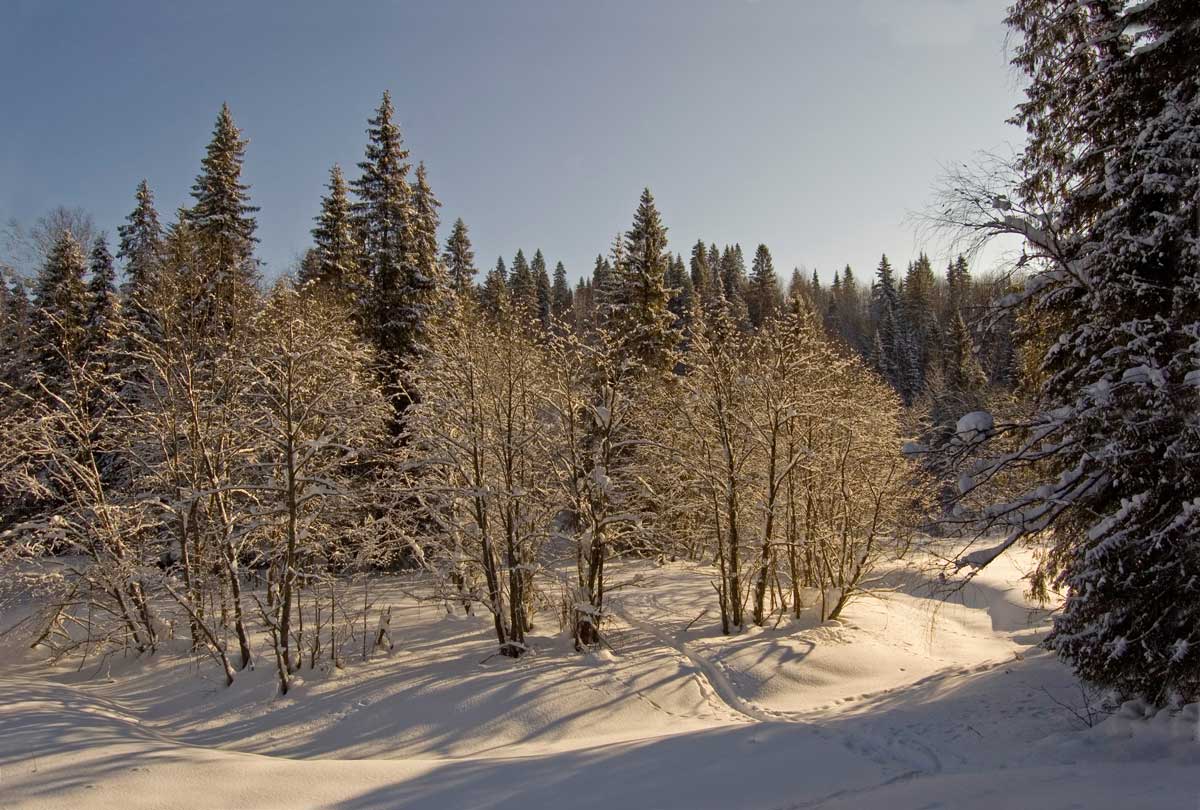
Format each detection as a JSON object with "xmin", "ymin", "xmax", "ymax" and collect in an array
[
  {"xmin": 442, "ymin": 217, "xmax": 476, "ymax": 295},
  {"xmin": 532, "ymin": 249, "xmax": 552, "ymax": 329},
  {"xmin": 480, "ymin": 256, "xmax": 509, "ymax": 320},
  {"xmin": 32, "ymin": 231, "xmax": 89, "ymax": 387},
  {"xmin": 613, "ymin": 189, "xmax": 677, "ymax": 370},
  {"xmin": 410, "ymin": 162, "xmax": 444, "ymax": 296},
  {"xmin": 353, "ymin": 91, "xmax": 421, "ymax": 405},
  {"xmin": 116, "ymin": 179, "xmax": 163, "ymax": 335},
  {"xmin": 508, "ymin": 249, "xmax": 537, "ymax": 322},
  {"xmin": 551, "ymin": 260, "xmax": 572, "ymax": 320},
  {"xmin": 187, "ymin": 103, "xmax": 259, "ymax": 323},
  {"xmin": 309, "ymin": 164, "xmax": 364, "ymax": 309},
  {"xmin": 747, "ymin": 243, "xmax": 779, "ymax": 328},
  {"xmin": 948, "ymin": 0, "xmax": 1200, "ymax": 703},
  {"xmin": 84, "ymin": 236, "xmax": 121, "ymax": 359}
]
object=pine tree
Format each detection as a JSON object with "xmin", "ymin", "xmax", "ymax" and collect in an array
[
  {"xmin": 747, "ymin": 243, "xmax": 779, "ymax": 328},
  {"xmin": 187, "ymin": 103, "xmax": 259, "ymax": 317},
  {"xmin": 614, "ymin": 189, "xmax": 677, "ymax": 370},
  {"xmin": 551, "ymin": 260, "xmax": 572, "ymax": 321},
  {"xmin": 309, "ymin": 164, "xmax": 364, "ymax": 309},
  {"xmin": 442, "ymin": 217, "xmax": 476, "ymax": 295},
  {"xmin": 116, "ymin": 179, "xmax": 163, "ymax": 335}
]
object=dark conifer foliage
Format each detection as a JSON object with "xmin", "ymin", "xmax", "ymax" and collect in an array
[
  {"xmin": 308, "ymin": 164, "xmax": 364, "ymax": 309},
  {"xmin": 550, "ymin": 260, "xmax": 572, "ymax": 320},
  {"xmin": 747, "ymin": 243, "xmax": 778, "ymax": 328},
  {"xmin": 442, "ymin": 217, "xmax": 476, "ymax": 295},
  {"xmin": 614, "ymin": 189, "xmax": 677, "ymax": 370},
  {"xmin": 32, "ymin": 231, "xmax": 89, "ymax": 386},
  {"xmin": 188, "ymin": 103, "xmax": 259, "ymax": 308},
  {"xmin": 116, "ymin": 179, "xmax": 163, "ymax": 335}
]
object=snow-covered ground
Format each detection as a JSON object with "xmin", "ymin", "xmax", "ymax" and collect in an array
[{"xmin": 1, "ymin": 551, "xmax": 1196, "ymax": 809}]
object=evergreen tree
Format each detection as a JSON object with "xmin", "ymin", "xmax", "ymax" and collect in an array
[
  {"xmin": 410, "ymin": 162, "xmax": 444, "ymax": 294},
  {"xmin": 665, "ymin": 252, "xmax": 694, "ymax": 329},
  {"xmin": 532, "ymin": 249, "xmax": 552, "ymax": 329},
  {"xmin": 187, "ymin": 103, "xmax": 259, "ymax": 318},
  {"xmin": 690, "ymin": 239, "xmax": 711, "ymax": 300},
  {"xmin": 480, "ymin": 256, "xmax": 509, "ymax": 320},
  {"xmin": 32, "ymin": 231, "xmax": 89, "ymax": 386},
  {"xmin": 591, "ymin": 252, "xmax": 618, "ymax": 328},
  {"xmin": 442, "ymin": 217, "xmax": 476, "ymax": 295},
  {"xmin": 353, "ymin": 91, "xmax": 422, "ymax": 399},
  {"xmin": 901, "ymin": 253, "xmax": 938, "ymax": 398},
  {"xmin": 116, "ymin": 179, "xmax": 163, "ymax": 334},
  {"xmin": 508, "ymin": 249, "xmax": 537, "ymax": 322},
  {"xmin": 869, "ymin": 254, "xmax": 902, "ymax": 391},
  {"xmin": 953, "ymin": 0, "xmax": 1200, "ymax": 703},
  {"xmin": 309, "ymin": 164, "xmax": 364, "ymax": 309},
  {"xmin": 84, "ymin": 236, "xmax": 121, "ymax": 359},
  {"xmin": 551, "ymin": 260, "xmax": 572, "ymax": 321},
  {"xmin": 614, "ymin": 189, "xmax": 676, "ymax": 370},
  {"xmin": 747, "ymin": 243, "xmax": 779, "ymax": 328}
]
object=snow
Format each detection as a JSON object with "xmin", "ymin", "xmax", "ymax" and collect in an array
[
  {"xmin": 954, "ymin": 410, "xmax": 994, "ymax": 441},
  {"xmin": 0, "ymin": 549, "xmax": 1196, "ymax": 809}
]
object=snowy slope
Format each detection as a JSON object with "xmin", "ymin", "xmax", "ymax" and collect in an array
[{"xmin": 0, "ymin": 550, "xmax": 1195, "ymax": 809}]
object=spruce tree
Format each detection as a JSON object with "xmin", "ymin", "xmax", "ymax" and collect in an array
[
  {"xmin": 187, "ymin": 103, "xmax": 259, "ymax": 316},
  {"xmin": 84, "ymin": 236, "xmax": 121, "ymax": 359},
  {"xmin": 480, "ymin": 257, "xmax": 509, "ymax": 320},
  {"xmin": 32, "ymin": 231, "xmax": 89, "ymax": 386},
  {"xmin": 116, "ymin": 179, "xmax": 163, "ymax": 335},
  {"xmin": 747, "ymin": 243, "xmax": 779, "ymax": 328},
  {"xmin": 690, "ymin": 239, "xmax": 711, "ymax": 300},
  {"xmin": 901, "ymin": 253, "xmax": 938, "ymax": 397},
  {"xmin": 353, "ymin": 91, "xmax": 421, "ymax": 396},
  {"xmin": 551, "ymin": 260, "xmax": 572, "ymax": 321},
  {"xmin": 953, "ymin": 0, "xmax": 1200, "ymax": 703},
  {"xmin": 508, "ymin": 249, "xmax": 537, "ymax": 322},
  {"xmin": 532, "ymin": 249, "xmax": 552, "ymax": 329},
  {"xmin": 442, "ymin": 217, "xmax": 476, "ymax": 295},
  {"xmin": 410, "ymin": 162, "xmax": 444, "ymax": 294},
  {"xmin": 611, "ymin": 189, "xmax": 677, "ymax": 370},
  {"xmin": 869, "ymin": 254, "xmax": 902, "ymax": 391},
  {"xmin": 309, "ymin": 164, "xmax": 364, "ymax": 309},
  {"xmin": 665, "ymin": 252, "xmax": 693, "ymax": 329}
]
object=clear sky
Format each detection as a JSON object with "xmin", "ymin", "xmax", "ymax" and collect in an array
[{"xmin": 1, "ymin": 0, "xmax": 1024, "ymax": 283}]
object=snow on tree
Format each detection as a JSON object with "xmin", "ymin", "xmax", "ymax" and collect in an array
[
  {"xmin": 186, "ymin": 103, "xmax": 259, "ymax": 331},
  {"xmin": 932, "ymin": 0, "xmax": 1200, "ymax": 704},
  {"xmin": 245, "ymin": 283, "xmax": 389, "ymax": 692},
  {"xmin": 307, "ymin": 164, "xmax": 365, "ymax": 312},
  {"xmin": 550, "ymin": 260, "xmax": 572, "ymax": 321},
  {"xmin": 747, "ymin": 243, "xmax": 779, "ymax": 328},
  {"xmin": 611, "ymin": 189, "xmax": 678, "ymax": 371},
  {"xmin": 116, "ymin": 180, "xmax": 164, "ymax": 336},
  {"xmin": 442, "ymin": 217, "xmax": 477, "ymax": 295}
]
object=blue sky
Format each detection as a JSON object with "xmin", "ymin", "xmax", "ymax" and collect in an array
[{"xmin": 1, "ymin": 0, "xmax": 1023, "ymax": 283}]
